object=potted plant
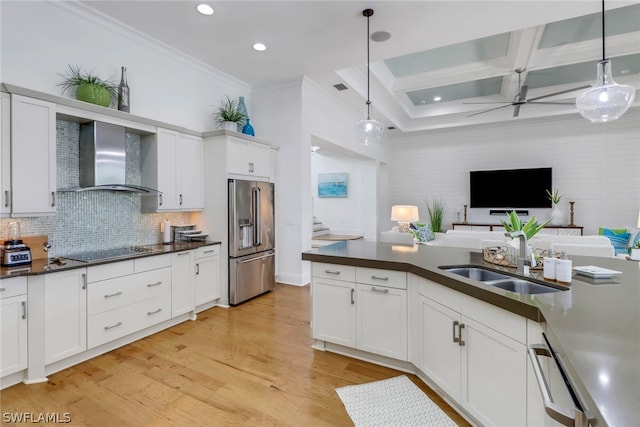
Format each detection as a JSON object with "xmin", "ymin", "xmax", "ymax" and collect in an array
[
  {"xmin": 58, "ymin": 65, "xmax": 117, "ymax": 107},
  {"xmin": 546, "ymin": 188, "xmax": 564, "ymax": 225},
  {"xmin": 213, "ymin": 96, "xmax": 246, "ymax": 131},
  {"xmin": 630, "ymin": 241, "xmax": 640, "ymax": 261},
  {"xmin": 501, "ymin": 210, "xmax": 550, "ymax": 240},
  {"xmin": 424, "ymin": 198, "xmax": 444, "ymax": 233}
]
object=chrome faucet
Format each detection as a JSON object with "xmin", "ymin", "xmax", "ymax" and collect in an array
[{"xmin": 505, "ymin": 231, "xmax": 530, "ymax": 275}]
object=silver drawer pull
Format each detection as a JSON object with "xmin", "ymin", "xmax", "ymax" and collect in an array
[
  {"xmin": 203, "ymin": 249, "xmax": 216, "ymax": 254},
  {"xmin": 21, "ymin": 301, "xmax": 27, "ymax": 319},
  {"xmin": 104, "ymin": 291, "xmax": 123, "ymax": 298},
  {"xmin": 371, "ymin": 275, "xmax": 389, "ymax": 281},
  {"xmin": 458, "ymin": 323, "xmax": 466, "ymax": 347},
  {"xmin": 324, "ymin": 269, "xmax": 341, "ymax": 275},
  {"xmin": 147, "ymin": 281, "xmax": 162, "ymax": 287},
  {"xmin": 370, "ymin": 286, "xmax": 389, "ymax": 294},
  {"xmin": 452, "ymin": 320, "xmax": 460, "ymax": 343},
  {"xmin": 147, "ymin": 308, "xmax": 162, "ymax": 316},
  {"xmin": 0, "ymin": 287, "xmax": 6, "ymax": 292},
  {"xmin": 104, "ymin": 321, "xmax": 123, "ymax": 330},
  {"xmin": 177, "ymin": 251, "xmax": 190, "ymax": 256}
]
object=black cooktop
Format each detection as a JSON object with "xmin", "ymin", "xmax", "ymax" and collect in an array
[{"xmin": 65, "ymin": 246, "xmax": 157, "ymax": 263}]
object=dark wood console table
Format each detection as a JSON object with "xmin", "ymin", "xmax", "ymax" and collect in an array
[{"xmin": 452, "ymin": 222, "xmax": 583, "ymax": 235}]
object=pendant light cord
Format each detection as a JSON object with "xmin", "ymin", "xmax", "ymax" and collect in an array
[
  {"xmin": 364, "ymin": 9, "xmax": 373, "ymax": 120},
  {"xmin": 601, "ymin": 0, "xmax": 606, "ymax": 61}
]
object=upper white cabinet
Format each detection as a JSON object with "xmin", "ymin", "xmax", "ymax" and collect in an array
[
  {"xmin": 10, "ymin": 95, "xmax": 56, "ymax": 216},
  {"xmin": 0, "ymin": 93, "xmax": 10, "ymax": 216},
  {"xmin": 141, "ymin": 128, "xmax": 203, "ymax": 212},
  {"xmin": 226, "ymin": 135, "xmax": 274, "ymax": 178}
]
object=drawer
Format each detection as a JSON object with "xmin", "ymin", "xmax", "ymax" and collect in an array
[
  {"xmin": 88, "ymin": 260, "xmax": 134, "ymax": 283},
  {"xmin": 87, "ymin": 292, "xmax": 171, "ymax": 349},
  {"xmin": 134, "ymin": 254, "xmax": 172, "ymax": 273},
  {"xmin": 312, "ymin": 262, "xmax": 356, "ymax": 282},
  {"xmin": 88, "ymin": 267, "xmax": 171, "ymax": 315},
  {"xmin": 194, "ymin": 245, "xmax": 220, "ymax": 259},
  {"xmin": 356, "ymin": 267, "xmax": 407, "ymax": 290},
  {"xmin": 0, "ymin": 277, "xmax": 27, "ymax": 299}
]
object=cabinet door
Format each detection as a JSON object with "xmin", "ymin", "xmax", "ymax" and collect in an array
[
  {"xmin": 0, "ymin": 294, "xmax": 28, "ymax": 377},
  {"xmin": 156, "ymin": 128, "xmax": 179, "ymax": 210},
  {"xmin": 177, "ymin": 134, "xmax": 203, "ymax": 209},
  {"xmin": 44, "ymin": 270, "xmax": 87, "ymax": 365},
  {"xmin": 461, "ymin": 315, "xmax": 526, "ymax": 427},
  {"xmin": 419, "ymin": 295, "xmax": 461, "ymax": 402},
  {"xmin": 250, "ymin": 143, "xmax": 271, "ymax": 178},
  {"xmin": 194, "ymin": 255, "xmax": 220, "ymax": 306},
  {"xmin": 11, "ymin": 95, "xmax": 56, "ymax": 216},
  {"xmin": 172, "ymin": 251, "xmax": 194, "ymax": 316},
  {"xmin": 226, "ymin": 137, "xmax": 251, "ymax": 175},
  {"xmin": 311, "ymin": 278, "xmax": 356, "ymax": 347},
  {"xmin": 0, "ymin": 92, "xmax": 11, "ymax": 215},
  {"xmin": 356, "ymin": 283, "xmax": 407, "ymax": 360}
]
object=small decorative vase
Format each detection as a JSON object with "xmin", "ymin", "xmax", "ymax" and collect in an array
[
  {"xmin": 76, "ymin": 83, "xmax": 111, "ymax": 107},
  {"xmin": 550, "ymin": 205, "xmax": 564, "ymax": 225},
  {"xmin": 117, "ymin": 66, "xmax": 130, "ymax": 112},
  {"xmin": 242, "ymin": 118, "xmax": 255, "ymax": 136},
  {"xmin": 223, "ymin": 121, "xmax": 237, "ymax": 131},
  {"xmin": 237, "ymin": 96, "xmax": 248, "ymax": 132}
]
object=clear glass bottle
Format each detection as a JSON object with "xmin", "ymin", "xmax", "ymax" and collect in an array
[{"xmin": 118, "ymin": 66, "xmax": 130, "ymax": 112}]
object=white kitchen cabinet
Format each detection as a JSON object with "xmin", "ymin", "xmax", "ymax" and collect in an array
[
  {"xmin": 0, "ymin": 277, "xmax": 28, "ymax": 378},
  {"xmin": 412, "ymin": 275, "xmax": 527, "ymax": 426},
  {"xmin": 10, "ymin": 94, "xmax": 56, "ymax": 216},
  {"xmin": 141, "ymin": 128, "xmax": 203, "ymax": 212},
  {"xmin": 171, "ymin": 250, "xmax": 194, "ymax": 317},
  {"xmin": 44, "ymin": 269, "xmax": 87, "ymax": 365},
  {"xmin": 194, "ymin": 245, "xmax": 221, "ymax": 308},
  {"xmin": 311, "ymin": 263, "xmax": 407, "ymax": 360},
  {"xmin": 225, "ymin": 134, "xmax": 275, "ymax": 179},
  {"xmin": 0, "ymin": 92, "xmax": 11, "ymax": 216}
]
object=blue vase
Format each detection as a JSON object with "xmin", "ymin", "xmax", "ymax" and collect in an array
[
  {"xmin": 237, "ymin": 96, "xmax": 248, "ymax": 132},
  {"xmin": 242, "ymin": 118, "xmax": 255, "ymax": 136}
]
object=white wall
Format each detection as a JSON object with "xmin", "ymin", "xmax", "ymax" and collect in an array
[
  {"xmin": 1, "ymin": 1, "xmax": 249, "ymax": 132},
  {"xmin": 384, "ymin": 110, "xmax": 640, "ymax": 235},
  {"xmin": 311, "ymin": 150, "xmax": 378, "ymax": 239}
]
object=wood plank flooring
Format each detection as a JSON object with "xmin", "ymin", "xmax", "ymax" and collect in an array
[{"xmin": 0, "ymin": 284, "xmax": 470, "ymax": 426}]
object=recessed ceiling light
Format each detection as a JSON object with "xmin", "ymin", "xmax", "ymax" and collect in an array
[
  {"xmin": 253, "ymin": 43, "xmax": 267, "ymax": 52},
  {"xmin": 433, "ymin": 96, "xmax": 442, "ymax": 102},
  {"xmin": 196, "ymin": 4, "xmax": 214, "ymax": 15}
]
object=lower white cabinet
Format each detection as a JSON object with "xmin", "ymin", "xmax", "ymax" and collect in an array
[
  {"xmin": 194, "ymin": 245, "xmax": 221, "ymax": 307},
  {"xmin": 44, "ymin": 269, "xmax": 87, "ymax": 365},
  {"xmin": 0, "ymin": 277, "xmax": 28, "ymax": 378},
  {"xmin": 171, "ymin": 250, "xmax": 194, "ymax": 317},
  {"xmin": 311, "ymin": 263, "xmax": 408, "ymax": 360},
  {"xmin": 412, "ymin": 275, "xmax": 527, "ymax": 427}
]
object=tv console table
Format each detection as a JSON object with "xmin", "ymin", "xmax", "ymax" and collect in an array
[{"xmin": 452, "ymin": 223, "xmax": 584, "ymax": 236}]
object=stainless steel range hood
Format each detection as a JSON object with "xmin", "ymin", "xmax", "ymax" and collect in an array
[{"xmin": 59, "ymin": 121, "xmax": 159, "ymax": 193}]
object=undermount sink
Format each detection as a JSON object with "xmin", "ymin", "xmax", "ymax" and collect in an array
[{"xmin": 440, "ymin": 266, "xmax": 563, "ymax": 294}]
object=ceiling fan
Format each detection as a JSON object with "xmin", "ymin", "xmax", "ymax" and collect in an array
[{"xmin": 465, "ymin": 68, "xmax": 590, "ymax": 118}]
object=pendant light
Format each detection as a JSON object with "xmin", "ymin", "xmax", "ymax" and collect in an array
[
  {"xmin": 355, "ymin": 8, "xmax": 384, "ymax": 146},
  {"xmin": 576, "ymin": 0, "xmax": 636, "ymax": 123}
]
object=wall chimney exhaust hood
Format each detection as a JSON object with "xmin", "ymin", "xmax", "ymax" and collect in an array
[{"xmin": 58, "ymin": 121, "xmax": 159, "ymax": 193}]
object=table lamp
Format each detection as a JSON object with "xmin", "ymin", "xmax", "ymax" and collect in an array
[{"xmin": 391, "ymin": 205, "xmax": 419, "ymax": 233}]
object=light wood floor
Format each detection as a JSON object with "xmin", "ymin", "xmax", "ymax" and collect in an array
[{"xmin": 0, "ymin": 284, "xmax": 470, "ymax": 426}]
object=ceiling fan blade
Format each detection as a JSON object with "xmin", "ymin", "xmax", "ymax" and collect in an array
[
  {"xmin": 466, "ymin": 104, "xmax": 513, "ymax": 117},
  {"xmin": 528, "ymin": 85, "xmax": 591, "ymax": 102},
  {"xmin": 518, "ymin": 85, "xmax": 528, "ymax": 102},
  {"xmin": 526, "ymin": 101, "xmax": 575, "ymax": 105},
  {"xmin": 513, "ymin": 104, "xmax": 521, "ymax": 117},
  {"xmin": 462, "ymin": 102, "xmax": 513, "ymax": 105}
]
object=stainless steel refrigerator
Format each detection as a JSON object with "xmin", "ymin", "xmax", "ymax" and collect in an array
[{"xmin": 228, "ymin": 179, "xmax": 275, "ymax": 305}]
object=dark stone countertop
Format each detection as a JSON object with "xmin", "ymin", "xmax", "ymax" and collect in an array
[
  {"xmin": 0, "ymin": 241, "xmax": 221, "ymax": 279},
  {"xmin": 302, "ymin": 240, "xmax": 640, "ymax": 427}
]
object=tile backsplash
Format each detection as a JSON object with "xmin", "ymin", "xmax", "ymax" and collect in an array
[{"xmin": 0, "ymin": 119, "xmax": 192, "ymax": 257}]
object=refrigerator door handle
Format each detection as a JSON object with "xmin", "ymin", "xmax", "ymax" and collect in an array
[
  {"xmin": 238, "ymin": 252, "xmax": 275, "ymax": 264},
  {"xmin": 252, "ymin": 186, "xmax": 262, "ymax": 247}
]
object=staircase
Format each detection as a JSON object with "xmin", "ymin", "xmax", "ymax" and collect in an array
[{"xmin": 311, "ymin": 217, "xmax": 363, "ymax": 248}]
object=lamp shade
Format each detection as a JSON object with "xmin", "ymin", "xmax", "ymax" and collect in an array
[
  {"xmin": 355, "ymin": 118, "xmax": 384, "ymax": 146},
  {"xmin": 391, "ymin": 205, "xmax": 419, "ymax": 222},
  {"xmin": 576, "ymin": 60, "xmax": 636, "ymax": 123}
]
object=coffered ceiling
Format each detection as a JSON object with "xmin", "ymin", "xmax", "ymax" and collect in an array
[{"xmin": 82, "ymin": 1, "xmax": 640, "ymax": 133}]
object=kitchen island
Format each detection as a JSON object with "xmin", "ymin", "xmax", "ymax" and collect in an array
[{"xmin": 302, "ymin": 240, "xmax": 639, "ymax": 427}]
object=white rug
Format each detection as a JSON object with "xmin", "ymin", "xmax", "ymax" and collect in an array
[{"xmin": 336, "ymin": 375, "xmax": 457, "ymax": 427}]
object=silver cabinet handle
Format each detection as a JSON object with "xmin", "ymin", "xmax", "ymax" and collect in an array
[
  {"xmin": 82, "ymin": 273, "xmax": 87, "ymax": 290},
  {"xmin": 179, "ymin": 194, "xmax": 183, "ymax": 205},
  {"xmin": 159, "ymin": 193, "xmax": 163, "ymax": 206},
  {"xmin": 350, "ymin": 288, "xmax": 355, "ymax": 304},
  {"xmin": 177, "ymin": 251, "xmax": 190, "ymax": 256},
  {"xmin": 0, "ymin": 287, "xmax": 5, "ymax": 292},
  {"xmin": 370, "ymin": 286, "xmax": 389, "ymax": 294},
  {"xmin": 104, "ymin": 291, "xmax": 123, "ymax": 298},
  {"xmin": 452, "ymin": 320, "xmax": 460, "ymax": 343},
  {"xmin": 104, "ymin": 321, "xmax": 123, "ymax": 330},
  {"xmin": 324, "ymin": 269, "xmax": 341, "ymax": 275},
  {"xmin": 51, "ymin": 191, "xmax": 55, "ymax": 207},
  {"xmin": 203, "ymin": 249, "xmax": 215, "ymax": 254},
  {"xmin": 147, "ymin": 308, "xmax": 162, "ymax": 316},
  {"xmin": 147, "ymin": 281, "xmax": 162, "ymax": 287},
  {"xmin": 21, "ymin": 301, "xmax": 27, "ymax": 319},
  {"xmin": 458, "ymin": 323, "xmax": 466, "ymax": 346},
  {"xmin": 196, "ymin": 263, "xmax": 200, "ymax": 275},
  {"xmin": 4, "ymin": 190, "xmax": 8, "ymax": 207},
  {"xmin": 528, "ymin": 344, "xmax": 589, "ymax": 427},
  {"xmin": 371, "ymin": 275, "xmax": 389, "ymax": 281}
]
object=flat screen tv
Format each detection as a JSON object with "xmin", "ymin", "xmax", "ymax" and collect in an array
[{"xmin": 470, "ymin": 167, "xmax": 552, "ymax": 208}]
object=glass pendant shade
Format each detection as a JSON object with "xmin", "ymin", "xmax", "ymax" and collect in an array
[
  {"xmin": 355, "ymin": 117, "xmax": 384, "ymax": 146},
  {"xmin": 576, "ymin": 60, "xmax": 636, "ymax": 123}
]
